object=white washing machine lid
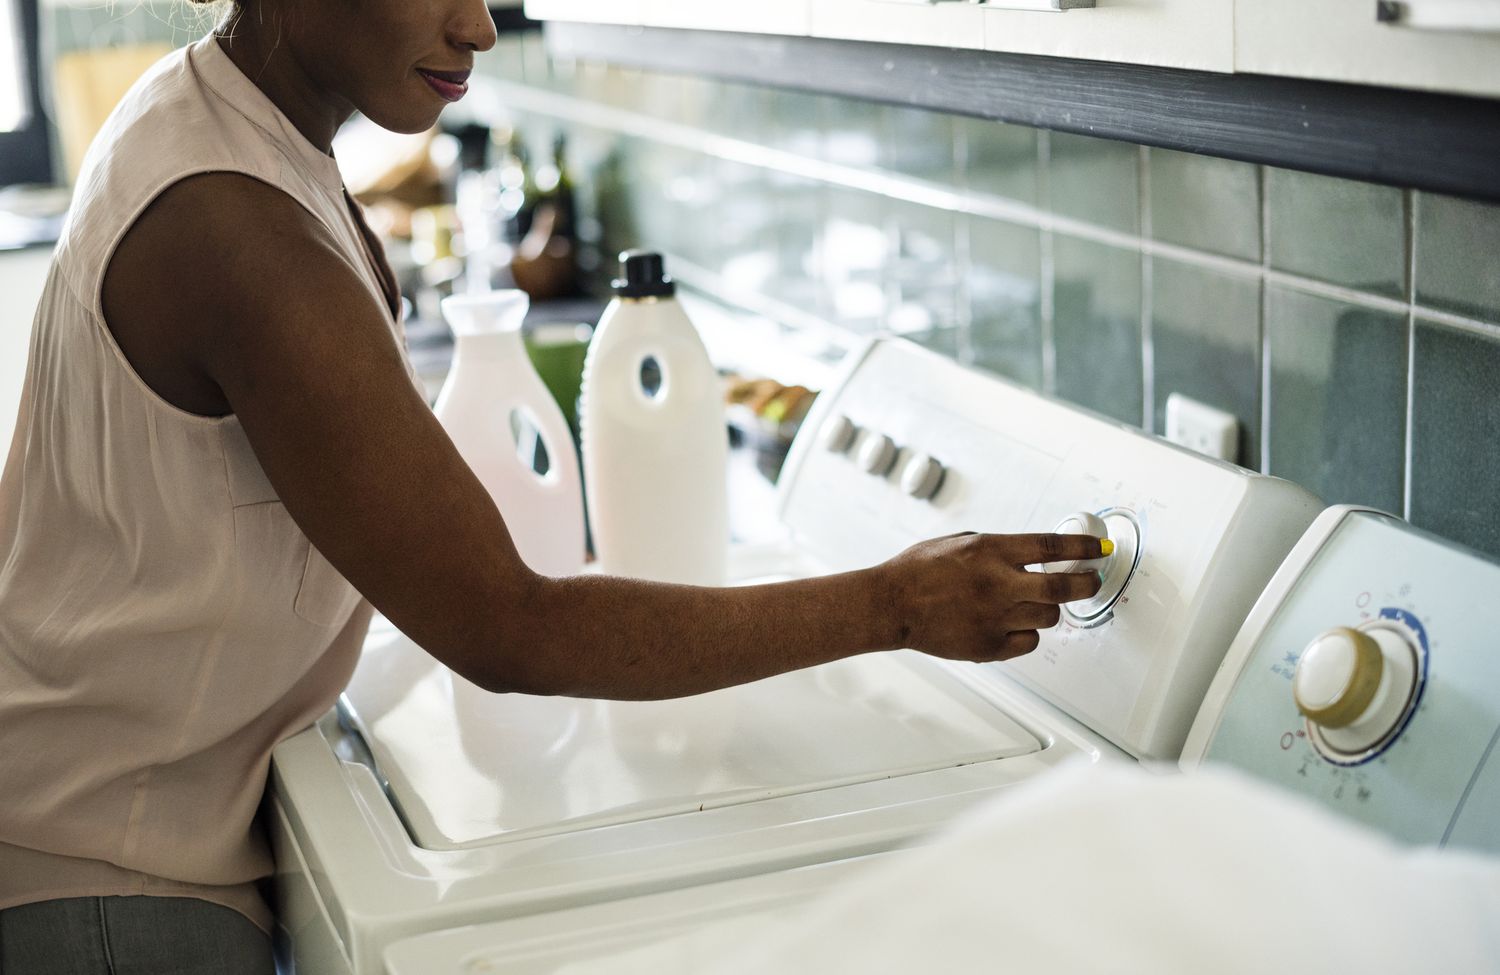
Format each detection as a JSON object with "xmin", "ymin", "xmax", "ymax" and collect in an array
[
  {"xmin": 380, "ymin": 856, "xmax": 875, "ymax": 975},
  {"xmin": 383, "ymin": 765, "xmax": 1500, "ymax": 975},
  {"xmin": 343, "ymin": 622, "xmax": 1041, "ymax": 850}
]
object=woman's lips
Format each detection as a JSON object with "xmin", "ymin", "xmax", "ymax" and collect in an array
[{"xmin": 417, "ymin": 69, "xmax": 469, "ymax": 102}]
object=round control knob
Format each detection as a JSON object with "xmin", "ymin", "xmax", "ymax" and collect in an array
[
  {"xmin": 900, "ymin": 454, "xmax": 945, "ymax": 500},
  {"xmin": 1293, "ymin": 627, "xmax": 1384, "ymax": 729},
  {"xmin": 1043, "ymin": 511, "xmax": 1110, "ymax": 574},
  {"xmin": 857, "ymin": 434, "xmax": 899, "ymax": 477},
  {"xmin": 1059, "ymin": 509, "xmax": 1141, "ymax": 625},
  {"xmin": 821, "ymin": 414, "xmax": 857, "ymax": 453},
  {"xmin": 1293, "ymin": 621, "xmax": 1422, "ymax": 763}
]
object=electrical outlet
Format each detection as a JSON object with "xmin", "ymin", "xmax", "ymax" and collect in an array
[{"xmin": 1164, "ymin": 393, "xmax": 1239, "ymax": 462}]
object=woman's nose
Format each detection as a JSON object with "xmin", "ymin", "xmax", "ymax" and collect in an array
[{"xmin": 451, "ymin": 0, "xmax": 499, "ymax": 52}]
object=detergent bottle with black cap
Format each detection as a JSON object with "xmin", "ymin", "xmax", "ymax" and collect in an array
[{"xmin": 578, "ymin": 251, "xmax": 729, "ymax": 585}]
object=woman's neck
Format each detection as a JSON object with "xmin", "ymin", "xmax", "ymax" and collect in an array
[{"xmin": 214, "ymin": 11, "xmax": 353, "ymax": 155}]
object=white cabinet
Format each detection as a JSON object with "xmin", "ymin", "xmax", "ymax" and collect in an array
[
  {"xmin": 646, "ymin": 0, "xmax": 809, "ymax": 35},
  {"xmin": 524, "ymin": 0, "xmax": 809, "ymax": 35},
  {"xmin": 528, "ymin": 0, "xmax": 1230, "ymax": 72},
  {"xmin": 0, "ymin": 247, "xmax": 51, "ymax": 459},
  {"xmin": 525, "ymin": 0, "xmax": 1500, "ymax": 96},
  {"xmin": 982, "ymin": 0, "xmax": 1234, "ymax": 72},
  {"xmin": 1236, "ymin": 0, "xmax": 1500, "ymax": 97},
  {"xmin": 810, "ymin": 0, "xmax": 984, "ymax": 51},
  {"xmin": 523, "ymin": 0, "xmax": 643, "ymax": 27}
]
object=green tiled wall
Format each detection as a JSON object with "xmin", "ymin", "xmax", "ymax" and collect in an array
[{"xmin": 471, "ymin": 32, "xmax": 1500, "ymax": 558}]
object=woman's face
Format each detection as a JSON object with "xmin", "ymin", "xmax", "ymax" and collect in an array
[{"xmin": 278, "ymin": 0, "xmax": 498, "ymax": 134}]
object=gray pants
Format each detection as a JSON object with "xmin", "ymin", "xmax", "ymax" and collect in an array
[{"xmin": 0, "ymin": 896, "xmax": 274, "ymax": 974}]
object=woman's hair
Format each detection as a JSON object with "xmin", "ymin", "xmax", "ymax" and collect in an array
[
  {"xmin": 184, "ymin": 0, "xmax": 240, "ymax": 15},
  {"xmin": 178, "ymin": 0, "xmax": 238, "ymax": 34}
]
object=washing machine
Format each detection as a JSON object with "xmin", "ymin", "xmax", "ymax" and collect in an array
[
  {"xmin": 377, "ymin": 505, "xmax": 1500, "ymax": 973},
  {"xmin": 268, "ymin": 337, "xmax": 1322, "ymax": 974}
]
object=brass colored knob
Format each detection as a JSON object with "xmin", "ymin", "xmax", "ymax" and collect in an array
[{"xmin": 1293, "ymin": 627, "xmax": 1385, "ymax": 729}]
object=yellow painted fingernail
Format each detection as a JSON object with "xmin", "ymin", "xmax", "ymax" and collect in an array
[{"xmin": 1100, "ymin": 539, "xmax": 1115, "ymax": 556}]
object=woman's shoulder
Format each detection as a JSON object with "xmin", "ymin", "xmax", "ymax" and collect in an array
[
  {"xmin": 59, "ymin": 38, "xmax": 327, "ymax": 312},
  {"xmin": 73, "ymin": 42, "xmax": 276, "ymax": 202},
  {"xmin": 98, "ymin": 169, "xmax": 356, "ymax": 417},
  {"xmin": 104, "ymin": 167, "xmax": 361, "ymax": 338}
]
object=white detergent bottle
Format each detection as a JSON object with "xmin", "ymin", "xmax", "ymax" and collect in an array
[
  {"xmin": 435, "ymin": 290, "xmax": 586, "ymax": 577},
  {"xmin": 580, "ymin": 251, "xmax": 728, "ymax": 585}
]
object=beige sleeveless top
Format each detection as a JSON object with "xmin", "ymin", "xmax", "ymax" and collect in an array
[{"xmin": 0, "ymin": 35, "xmax": 413, "ymax": 932}]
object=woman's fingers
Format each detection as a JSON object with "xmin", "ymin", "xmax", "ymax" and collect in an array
[
  {"xmin": 1013, "ymin": 568, "xmax": 1102, "ymax": 605},
  {"xmin": 992, "ymin": 629, "xmax": 1041, "ymax": 660},
  {"xmin": 883, "ymin": 529, "xmax": 1114, "ymax": 665},
  {"xmin": 989, "ymin": 532, "xmax": 1108, "ymax": 568},
  {"xmin": 1009, "ymin": 601, "xmax": 1063, "ymax": 631}
]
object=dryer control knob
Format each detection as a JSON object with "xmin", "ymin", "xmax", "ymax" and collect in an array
[
  {"xmin": 1294, "ymin": 623, "xmax": 1422, "ymax": 761},
  {"xmin": 1294, "ymin": 627, "xmax": 1384, "ymax": 729},
  {"xmin": 900, "ymin": 454, "xmax": 945, "ymax": 500},
  {"xmin": 822, "ymin": 414, "xmax": 857, "ymax": 453},
  {"xmin": 1044, "ymin": 511, "xmax": 1111, "ymax": 574},
  {"xmin": 857, "ymin": 434, "xmax": 899, "ymax": 477}
]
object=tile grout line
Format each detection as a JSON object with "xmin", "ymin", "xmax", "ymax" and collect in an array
[
  {"xmin": 953, "ymin": 120, "xmax": 977, "ymax": 367},
  {"xmin": 1039, "ymin": 130, "xmax": 1057, "ymax": 397},
  {"xmin": 1410, "ymin": 305, "xmax": 1500, "ymax": 340},
  {"xmin": 1405, "ymin": 192, "xmax": 1420, "ymax": 522},
  {"xmin": 1259, "ymin": 164, "xmax": 1273, "ymax": 477},
  {"xmin": 1137, "ymin": 145, "xmax": 1154, "ymax": 433}
]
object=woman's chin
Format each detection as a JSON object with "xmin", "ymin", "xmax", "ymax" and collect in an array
[{"xmin": 363, "ymin": 104, "xmax": 446, "ymax": 136}]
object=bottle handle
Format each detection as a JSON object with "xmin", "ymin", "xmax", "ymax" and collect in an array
[
  {"xmin": 504, "ymin": 394, "xmax": 586, "ymax": 576},
  {"xmin": 515, "ymin": 393, "xmax": 584, "ymax": 498}
]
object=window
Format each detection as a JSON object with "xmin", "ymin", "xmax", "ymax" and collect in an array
[{"xmin": 1, "ymin": 0, "xmax": 25, "ymax": 132}]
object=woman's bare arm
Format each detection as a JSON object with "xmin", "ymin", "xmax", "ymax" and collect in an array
[{"xmin": 103, "ymin": 173, "xmax": 1102, "ymax": 699}]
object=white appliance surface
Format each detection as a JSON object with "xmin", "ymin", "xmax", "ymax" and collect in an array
[
  {"xmin": 1183, "ymin": 506, "xmax": 1500, "ymax": 854},
  {"xmin": 382, "ymin": 857, "xmax": 879, "ymax": 975},
  {"xmin": 271, "ymin": 337, "xmax": 1320, "ymax": 974},
  {"xmin": 383, "ymin": 764, "xmax": 1500, "ymax": 975},
  {"xmin": 345, "ymin": 627, "xmax": 1040, "ymax": 849},
  {"xmin": 777, "ymin": 338, "xmax": 1322, "ymax": 760}
]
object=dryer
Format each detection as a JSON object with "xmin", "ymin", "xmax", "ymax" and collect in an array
[{"xmin": 1181, "ymin": 504, "xmax": 1500, "ymax": 853}]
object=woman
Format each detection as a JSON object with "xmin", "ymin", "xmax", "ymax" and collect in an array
[{"xmin": 0, "ymin": 0, "xmax": 1104, "ymax": 970}]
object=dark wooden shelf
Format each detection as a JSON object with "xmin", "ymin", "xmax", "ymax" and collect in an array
[
  {"xmin": 490, "ymin": 5, "xmax": 541, "ymax": 34},
  {"xmin": 545, "ymin": 21, "xmax": 1500, "ymax": 204}
]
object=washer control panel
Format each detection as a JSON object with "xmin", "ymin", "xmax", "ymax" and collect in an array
[
  {"xmin": 778, "ymin": 339, "xmax": 1321, "ymax": 761},
  {"xmin": 1183, "ymin": 507, "xmax": 1500, "ymax": 854}
]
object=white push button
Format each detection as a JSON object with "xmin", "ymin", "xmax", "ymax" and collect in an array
[
  {"xmin": 900, "ymin": 454, "xmax": 945, "ymax": 500},
  {"xmin": 821, "ymin": 414, "xmax": 857, "ymax": 453},
  {"xmin": 857, "ymin": 434, "xmax": 899, "ymax": 476}
]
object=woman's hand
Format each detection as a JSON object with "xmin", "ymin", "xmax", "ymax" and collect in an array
[{"xmin": 880, "ymin": 532, "xmax": 1105, "ymax": 663}]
